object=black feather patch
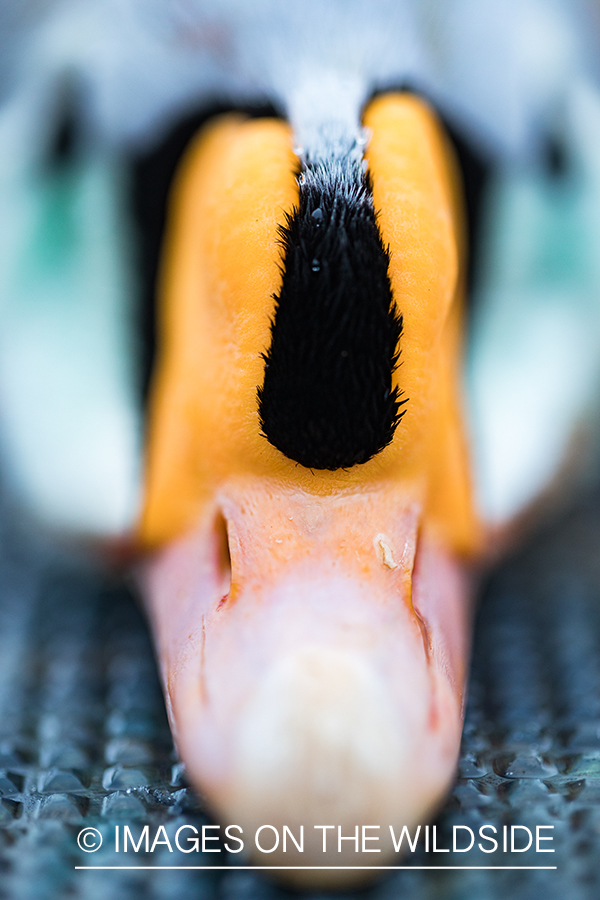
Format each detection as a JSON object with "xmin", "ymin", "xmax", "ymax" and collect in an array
[{"xmin": 258, "ymin": 154, "xmax": 406, "ymax": 470}]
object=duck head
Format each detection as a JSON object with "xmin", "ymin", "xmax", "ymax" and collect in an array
[{"xmin": 139, "ymin": 93, "xmax": 480, "ymax": 884}]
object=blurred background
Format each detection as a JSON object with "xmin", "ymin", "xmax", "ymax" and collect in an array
[{"xmin": 2, "ymin": 1, "xmax": 600, "ymax": 897}]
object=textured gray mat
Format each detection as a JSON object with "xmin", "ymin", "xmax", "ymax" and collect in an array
[{"xmin": 1, "ymin": 493, "xmax": 600, "ymax": 900}]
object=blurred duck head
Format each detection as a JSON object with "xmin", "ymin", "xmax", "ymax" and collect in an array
[{"xmin": 139, "ymin": 93, "xmax": 480, "ymax": 883}]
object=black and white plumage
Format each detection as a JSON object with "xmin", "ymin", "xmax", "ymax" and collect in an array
[{"xmin": 2, "ymin": 0, "xmax": 600, "ymax": 532}]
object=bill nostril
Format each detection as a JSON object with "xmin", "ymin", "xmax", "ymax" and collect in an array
[{"xmin": 213, "ymin": 510, "xmax": 232, "ymax": 600}]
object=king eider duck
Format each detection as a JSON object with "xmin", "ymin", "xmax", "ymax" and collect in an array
[
  {"xmin": 138, "ymin": 92, "xmax": 480, "ymax": 882},
  {"xmin": 3, "ymin": 0, "xmax": 600, "ymax": 889}
]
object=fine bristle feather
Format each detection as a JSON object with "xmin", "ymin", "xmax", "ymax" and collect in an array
[{"xmin": 258, "ymin": 154, "xmax": 405, "ymax": 470}]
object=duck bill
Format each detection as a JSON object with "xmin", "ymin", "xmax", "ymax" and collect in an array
[{"xmin": 140, "ymin": 481, "xmax": 472, "ymax": 885}]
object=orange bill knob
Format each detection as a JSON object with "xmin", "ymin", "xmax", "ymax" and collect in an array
[{"xmin": 138, "ymin": 94, "xmax": 481, "ymax": 885}]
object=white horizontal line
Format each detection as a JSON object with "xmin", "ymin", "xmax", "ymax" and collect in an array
[{"xmin": 75, "ymin": 866, "xmax": 558, "ymax": 871}]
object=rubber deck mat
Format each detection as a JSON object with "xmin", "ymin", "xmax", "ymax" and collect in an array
[{"xmin": 1, "ymin": 491, "xmax": 600, "ymax": 899}]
